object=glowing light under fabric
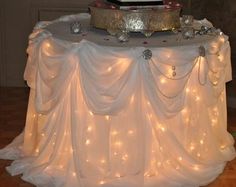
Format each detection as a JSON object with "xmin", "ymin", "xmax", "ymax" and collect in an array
[{"xmin": 0, "ymin": 14, "xmax": 235, "ymax": 187}]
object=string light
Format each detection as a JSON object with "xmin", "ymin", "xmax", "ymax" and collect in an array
[
  {"xmin": 168, "ymin": 67, "xmax": 173, "ymax": 77},
  {"xmin": 158, "ymin": 125, "xmax": 166, "ymax": 132},
  {"xmin": 115, "ymin": 173, "xmax": 121, "ymax": 178},
  {"xmin": 211, "ymin": 118, "xmax": 217, "ymax": 123},
  {"xmin": 59, "ymin": 165, "xmax": 63, "ymax": 169},
  {"xmin": 107, "ymin": 66, "xmax": 112, "ymax": 72},
  {"xmin": 178, "ymin": 157, "xmax": 183, "ymax": 161},
  {"xmin": 144, "ymin": 172, "xmax": 151, "ymax": 177},
  {"xmin": 160, "ymin": 78, "xmax": 166, "ymax": 84},
  {"xmin": 45, "ymin": 42, "xmax": 51, "ymax": 48},
  {"xmin": 213, "ymin": 107, "xmax": 218, "ymax": 113},
  {"xmin": 115, "ymin": 141, "xmax": 122, "ymax": 147},
  {"xmin": 128, "ymin": 130, "xmax": 134, "ymax": 135},
  {"xmin": 105, "ymin": 115, "xmax": 110, "ymax": 120},
  {"xmin": 185, "ymin": 117, "xmax": 190, "ymax": 124},
  {"xmin": 219, "ymin": 36, "xmax": 225, "ymax": 43},
  {"xmin": 195, "ymin": 96, "xmax": 200, "ymax": 101},
  {"xmin": 85, "ymin": 139, "xmax": 91, "ymax": 145},
  {"xmin": 151, "ymin": 159, "xmax": 155, "ymax": 164},
  {"xmin": 190, "ymin": 145, "xmax": 195, "ymax": 151},
  {"xmin": 185, "ymin": 87, "xmax": 190, "ymax": 93},
  {"xmin": 112, "ymin": 131, "xmax": 118, "ymax": 136},
  {"xmin": 87, "ymin": 126, "xmax": 92, "ymax": 132},
  {"xmin": 166, "ymin": 53, "xmax": 171, "ymax": 59},
  {"xmin": 122, "ymin": 154, "xmax": 128, "ymax": 161},
  {"xmin": 89, "ymin": 111, "xmax": 94, "ymax": 116},
  {"xmin": 181, "ymin": 108, "xmax": 188, "ymax": 114},
  {"xmin": 220, "ymin": 145, "xmax": 226, "ymax": 149},
  {"xmin": 23, "ymin": 43, "xmax": 229, "ymax": 184},
  {"xmin": 161, "ymin": 127, "xmax": 166, "ymax": 132},
  {"xmin": 99, "ymin": 180, "xmax": 106, "ymax": 185},
  {"xmin": 218, "ymin": 54, "xmax": 224, "ymax": 62},
  {"xmin": 148, "ymin": 114, "xmax": 153, "ymax": 119},
  {"xmin": 100, "ymin": 159, "xmax": 106, "ymax": 164},
  {"xmin": 52, "ymin": 112, "xmax": 56, "ymax": 118},
  {"xmin": 193, "ymin": 165, "xmax": 200, "ymax": 171},
  {"xmin": 130, "ymin": 95, "xmax": 135, "ymax": 104},
  {"xmin": 211, "ymin": 118, "xmax": 217, "ymax": 126}
]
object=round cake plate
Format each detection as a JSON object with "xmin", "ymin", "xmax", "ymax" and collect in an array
[{"xmin": 89, "ymin": 1, "xmax": 181, "ymax": 37}]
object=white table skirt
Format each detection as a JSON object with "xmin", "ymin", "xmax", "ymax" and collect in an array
[{"xmin": 0, "ymin": 13, "xmax": 235, "ymax": 187}]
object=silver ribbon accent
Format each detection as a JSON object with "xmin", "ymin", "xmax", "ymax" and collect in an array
[
  {"xmin": 70, "ymin": 21, "xmax": 82, "ymax": 34},
  {"xmin": 143, "ymin": 49, "xmax": 152, "ymax": 60},
  {"xmin": 199, "ymin": 46, "xmax": 206, "ymax": 57}
]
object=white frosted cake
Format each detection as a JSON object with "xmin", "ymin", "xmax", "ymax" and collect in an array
[
  {"xmin": 117, "ymin": 0, "xmax": 162, "ymax": 2},
  {"xmin": 107, "ymin": 0, "xmax": 164, "ymax": 7}
]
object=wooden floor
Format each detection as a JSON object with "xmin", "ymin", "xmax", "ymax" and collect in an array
[{"xmin": 0, "ymin": 87, "xmax": 236, "ymax": 187}]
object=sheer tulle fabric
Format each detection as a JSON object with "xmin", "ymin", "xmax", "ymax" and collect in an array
[{"xmin": 0, "ymin": 14, "xmax": 235, "ymax": 187}]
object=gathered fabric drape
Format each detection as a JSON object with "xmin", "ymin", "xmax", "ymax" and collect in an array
[{"xmin": 0, "ymin": 14, "xmax": 235, "ymax": 187}]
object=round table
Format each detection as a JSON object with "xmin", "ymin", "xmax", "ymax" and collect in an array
[{"xmin": 0, "ymin": 13, "xmax": 235, "ymax": 187}]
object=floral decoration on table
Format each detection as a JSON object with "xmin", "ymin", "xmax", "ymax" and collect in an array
[
  {"xmin": 179, "ymin": 15, "xmax": 224, "ymax": 40},
  {"xmin": 70, "ymin": 21, "xmax": 82, "ymax": 34},
  {"xmin": 163, "ymin": 0, "xmax": 182, "ymax": 10}
]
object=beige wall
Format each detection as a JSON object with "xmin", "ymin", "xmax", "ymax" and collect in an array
[
  {"xmin": 0, "ymin": 0, "xmax": 92, "ymax": 87},
  {"xmin": 0, "ymin": 0, "xmax": 235, "ymax": 87},
  {"xmin": 0, "ymin": 0, "xmax": 6, "ymax": 86}
]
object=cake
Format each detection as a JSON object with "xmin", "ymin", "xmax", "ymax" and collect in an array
[
  {"xmin": 114, "ymin": 0, "xmax": 163, "ymax": 2},
  {"xmin": 89, "ymin": 0, "xmax": 181, "ymax": 36},
  {"xmin": 108, "ymin": 0, "xmax": 164, "ymax": 7}
]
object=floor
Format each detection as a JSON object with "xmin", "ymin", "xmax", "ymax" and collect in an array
[{"xmin": 0, "ymin": 87, "xmax": 236, "ymax": 187}]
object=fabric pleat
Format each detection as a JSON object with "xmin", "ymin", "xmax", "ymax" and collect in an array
[{"xmin": 0, "ymin": 13, "xmax": 235, "ymax": 187}]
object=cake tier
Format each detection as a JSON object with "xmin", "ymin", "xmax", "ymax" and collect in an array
[
  {"xmin": 116, "ymin": 0, "xmax": 162, "ymax": 2},
  {"xmin": 107, "ymin": 0, "xmax": 163, "ymax": 5}
]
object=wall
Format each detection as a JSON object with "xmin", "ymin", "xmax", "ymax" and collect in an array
[
  {"xmin": 0, "ymin": 0, "xmax": 6, "ymax": 86},
  {"xmin": 0, "ymin": 0, "xmax": 92, "ymax": 87},
  {"xmin": 0, "ymin": 0, "xmax": 235, "ymax": 87}
]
